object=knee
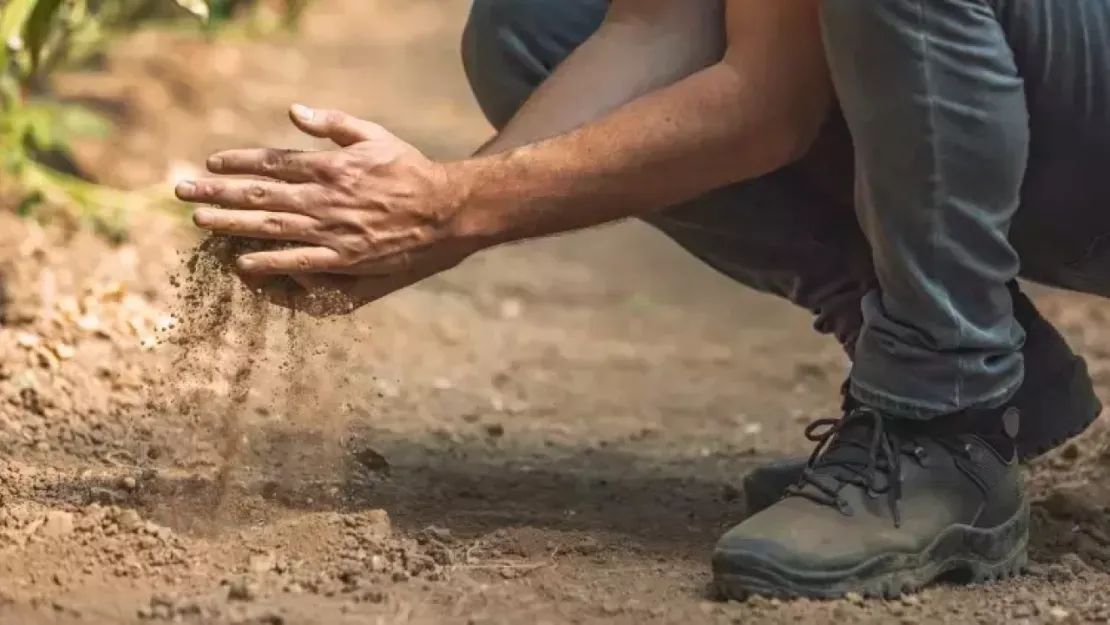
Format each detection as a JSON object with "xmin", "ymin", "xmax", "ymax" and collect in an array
[
  {"xmin": 462, "ymin": 0, "xmax": 604, "ymax": 130},
  {"xmin": 819, "ymin": 0, "xmax": 911, "ymax": 45},
  {"xmin": 462, "ymin": 0, "xmax": 555, "ymax": 129}
]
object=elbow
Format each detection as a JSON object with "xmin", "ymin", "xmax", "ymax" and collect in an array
[{"xmin": 766, "ymin": 107, "xmax": 829, "ymax": 169}]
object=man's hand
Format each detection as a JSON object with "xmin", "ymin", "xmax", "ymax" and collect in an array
[
  {"xmin": 176, "ymin": 104, "xmax": 481, "ymax": 289},
  {"xmin": 240, "ymin": 265, "xmax": 460, "ymax": 318}
]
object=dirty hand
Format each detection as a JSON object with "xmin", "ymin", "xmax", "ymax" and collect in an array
[
  {"xmin": 240, "ymin": 262, "xmax": 460, "ymax": 318},
  {"xmin": 175, "ymin": 104, "xmax": 480, "ymax": 298}
]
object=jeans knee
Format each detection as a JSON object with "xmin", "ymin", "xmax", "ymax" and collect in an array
[
  {"xmin": 820, "ymin": 0, "xmax": 900, "ymax": 47},
  {"xmin": 461, "ymin": 0, "xmax": 605, "ymax": 129}
]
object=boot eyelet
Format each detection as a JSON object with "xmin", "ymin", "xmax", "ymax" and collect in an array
[{"xmin": 913, "ymin": 446, "xmax": 928, "ymax": 462}]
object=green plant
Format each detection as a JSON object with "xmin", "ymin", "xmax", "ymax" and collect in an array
[
  {"xmin": 0, "ymin": 0, "xmax": 215, "ymax": 239},
  {"xmin": 0, "ymin": 0, "xmax": 312, "ymax": 241}
]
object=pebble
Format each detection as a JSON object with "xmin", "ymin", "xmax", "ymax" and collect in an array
[
  {"xmin": 248, "ymin": 553, "xmax": 277, "ymax": 574},
  {"xmin": 41, "ymin": 511, "xmax": 75, "ymax": 539},
  {"xmin": 1049, "ymin": 607, "xmax": 1071, "ymax": 622},
  {"xmin": 227, "ymin": 580, "xmax": 258, "ymax": 602},
  {"xmin": 115, "ymin": 509, "xmax": 144, "ymax": 532}
]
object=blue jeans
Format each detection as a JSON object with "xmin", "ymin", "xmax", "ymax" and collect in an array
[{"xmin": 462, "ymin": 0, "xmax": 1110, "ymax": 418}]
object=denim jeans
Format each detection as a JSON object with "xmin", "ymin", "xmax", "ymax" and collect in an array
[{"xmin": 461, "ymin": 0, "xmax": 1110, "ymax": 419}]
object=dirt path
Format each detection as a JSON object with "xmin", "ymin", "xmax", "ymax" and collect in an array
[{"xmin": 3, "ymin": 1, "xmax": 1110, "ymax": 623}]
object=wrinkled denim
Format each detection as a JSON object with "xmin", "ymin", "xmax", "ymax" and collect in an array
[{"xmin": 462, "ymin": 0, "xmax": 1110, "ymax": 418}]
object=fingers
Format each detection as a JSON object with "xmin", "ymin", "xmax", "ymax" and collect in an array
[
  {"xmin": 289, "ymin": 273, "xmax": 352, "ymax": 290},
  {"xmin": 238, "ymin": 274, "xmax": 344, "ymax": 318},
  {"xmin": 289, "ymin": 104, "xmax": 384, "ymax": 147},
  {"xmin": 193, "ymin": 208, "xmax": 322, "ymax": 242},
  {"xmin": 237, "ymin": 246, "xmax": 345, "ymax": 275},
  {"xmin": 176, "ymin": 178, "xmax": 315, "ymax": 214},
  {"xmin": 206, "ymin": 148, "xmax": 334, "ymax": 183}
]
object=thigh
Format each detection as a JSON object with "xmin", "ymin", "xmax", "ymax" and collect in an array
[{"xmin": 1000, "ymin": 0, "xmax": 1110, "ymax": 296}]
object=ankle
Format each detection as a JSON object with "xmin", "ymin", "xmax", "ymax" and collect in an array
[{"xmin": 912, "ymin": 405, "xmax": 1020, "ymax": 461}]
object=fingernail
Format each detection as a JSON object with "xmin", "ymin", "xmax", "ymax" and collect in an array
[
  {"xmin": 207, "ymin": 155, "xmax": 222, "ymax": 170},
  {"xmin": 176, "ymin": 181, "xmax": 195, "ymax": 197},
  {"xmin": 291, "ymin": 103, "xmax": 314, "ymax": 121},
  {"xmin": 238, "ymin": 258, "xmax": 256, "ymax": 272},
  {"xmin": 192, "ymin": 208, "xmax": 210, "ymax": 226}
]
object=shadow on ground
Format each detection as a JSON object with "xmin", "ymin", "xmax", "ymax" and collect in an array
[{"xmin": 36, "ymin": 424, "xmax": 768, "ymax": 560}]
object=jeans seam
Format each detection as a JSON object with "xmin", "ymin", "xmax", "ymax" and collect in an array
[{"xmin": 917, "ymin": 0, "xmax": 967, "ymax": 408}]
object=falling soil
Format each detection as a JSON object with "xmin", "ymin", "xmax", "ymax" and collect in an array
[
  {"xmin": 161, "ymin": 234, "xmax": 362, "ymax": 527},
  {"xmin": 164, "ymin": 235, "xmax": 295, "ymax": 522}
]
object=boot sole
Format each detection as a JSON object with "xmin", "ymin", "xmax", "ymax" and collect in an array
[
  {"xmin": 741, "ymin": 356, "xmax": 1102, "ymax": 518},
  {"xmin": 713, "ymin": 499, "xmax": 1029, "ymax": 600}
]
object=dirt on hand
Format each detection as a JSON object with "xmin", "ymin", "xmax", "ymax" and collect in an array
[{"xmin": 4, "ymin": 1, "xmax": 1110, "ymax": 624}]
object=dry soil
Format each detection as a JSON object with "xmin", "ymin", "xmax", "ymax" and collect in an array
[{"xmin": 3, "ymin": 1, "xmax": 1110, "ymax": 624}]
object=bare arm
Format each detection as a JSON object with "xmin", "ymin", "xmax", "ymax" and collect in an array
[
  {"xmin": 451, "ymin": 0, "xmax": 833, "ymax": 246},
  {"xmin": 476, "ymin": 0, "xmax": 725, "ymax": 155}
]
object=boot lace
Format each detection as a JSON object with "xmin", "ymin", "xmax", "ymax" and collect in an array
[{"xmin": 784, "ymin": 408, "xmax": 970, "ymax": 527}]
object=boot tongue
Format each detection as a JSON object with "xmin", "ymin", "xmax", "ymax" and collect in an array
[{"xmin": 810, "ymin": 413, "xmax": 893, "ymax": 488}]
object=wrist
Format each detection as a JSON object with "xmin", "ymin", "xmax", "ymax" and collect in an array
[{"xmin": 440, "ymin": 157, "xmax": 513, "ymax": 251}]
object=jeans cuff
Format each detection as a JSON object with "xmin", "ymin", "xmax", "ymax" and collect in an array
[{"xmin": 849, "ymin": 375, "xmax": 1021, "ymax": 420}]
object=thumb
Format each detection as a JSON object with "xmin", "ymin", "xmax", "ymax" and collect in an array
[{"xmin": 289, "ymin": 104, "xmax": 382, "ymax": 147}]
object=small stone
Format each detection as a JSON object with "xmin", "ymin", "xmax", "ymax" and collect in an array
[
  {"xmin": 368, "ymin": 555, "xmax": 388, "ymax": 573},
  {"xmin": 601, "ymin": 601, "xmax": 622, "ymax": 615},
  {"xmin": 424, "ymin": 526, "xmax": 453, "ymax": 543},
  {"xmin": 499, "ymin": 298, "xmax": 522, "ymax": 319},
  {"xmin": 41, "ymin": 511, "xmax": 75, "ymax": 539},
  {"xmin": 115, "ymin": 509, "xmax": 143, "ymax": 532},
  {"xmin": 119, "ymin": 476, "xmax": 138, "ymax": 492},
  {"xmin": 227, "ymin": 580, "xmax": 257, "ymax": 602},
  {"xmin": 249, "ymin": 552, "xmax": 276, "ymax": 574},
  {"xmin": 1060, "ymin": 552, "xmax": 1089, "ymax": 575},
  {"xmin": 844, "ymin": 592, "xmax": 864, "ymax": 604},
  {"xmin": 1049, "ymin": 607, "xmax": 1071, "ymax": 622}
]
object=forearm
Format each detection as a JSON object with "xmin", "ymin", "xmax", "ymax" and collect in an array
[
  {"xmin": 476, "ymin": 5, "xmax": 724, "ymax": 156},
  {"xmin": 453, "ymin": 62, "xmax": 826, "ymax": 245}
]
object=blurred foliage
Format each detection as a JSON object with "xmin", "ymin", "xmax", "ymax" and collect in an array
[{"xmin": 0, "ymin": 0, "xmax": 312, "ymax": 240}]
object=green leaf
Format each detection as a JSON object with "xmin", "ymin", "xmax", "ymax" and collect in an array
[
  {"xmin": 19, "ymin": 104, "xmax": 59, "ymax": 149},
  {"xmin": 14, "ymin": 189, "xmax": 44, "ymax": 216},
  {"xmin": 24, "ymin": 0, "xmax": 63, "ymax": 74},
  {"xmin": 0, "ymin": 0, "xmax": 39, "ymax": 72}
]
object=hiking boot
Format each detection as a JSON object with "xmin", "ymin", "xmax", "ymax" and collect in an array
[
  {"xmin": 713, "ymin": 406, "xmax": 1029, "ymax": 599},
  {"xmin": 742, "ymin": 287, "xmax": 1100, "ymax": 516}
]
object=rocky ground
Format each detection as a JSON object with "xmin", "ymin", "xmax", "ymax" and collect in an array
[{"xmin": 4, "ymin": 1, "xmax": 1110, "ymax": 623}]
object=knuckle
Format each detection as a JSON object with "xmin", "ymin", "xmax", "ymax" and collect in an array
[
  {"xmin": 245, "ymin": 183, "xmax": 268, "ymax": 205},
  {"xmin": 261, "ymin": 215, "xmax": 285, "ymax": 236},
  {"xmin": 260, "ymin": 150, "xmax": 288, "ymax": 173}
]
